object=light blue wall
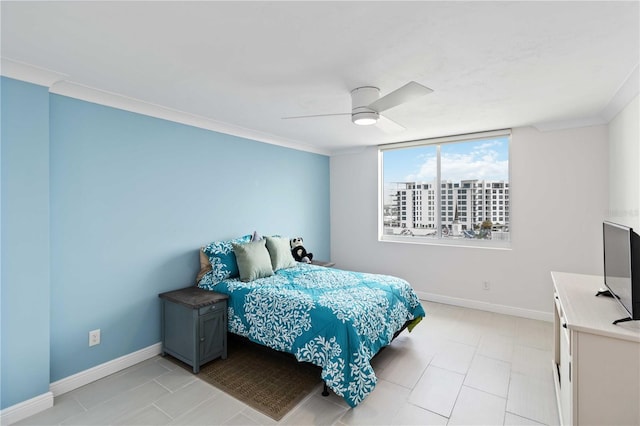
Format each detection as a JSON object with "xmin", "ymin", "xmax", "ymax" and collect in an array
[
  {"xmin": 0, "ymin": 79, "xmax": 330, "ymax": 408},
  {"xmin": 49, "ymin": 94, "xmax": 329, "ymax": 381},
  {"xmin": 1, "ymin": 77, "xmax": 51, "ymax": 409}
]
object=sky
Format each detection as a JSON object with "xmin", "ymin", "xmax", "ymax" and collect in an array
[{"xmin": 383, "ymin": 136, "xmax": 509, "ymax": 184}]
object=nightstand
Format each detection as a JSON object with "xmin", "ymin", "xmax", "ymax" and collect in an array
[
  {"xmin": 310, "ymin": 260, "xmax": 335, "ymax": 268},
  {"xmin": 159, "ymin": 286, "xmax": 228, "ymax": 373}
]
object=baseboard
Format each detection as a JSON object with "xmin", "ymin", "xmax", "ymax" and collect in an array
[
  {"xmin": 0, "ymin": 391, "xmax": 53, "ymax": 425},
  {"xmin": 49, "ymin": 342, "xmax": 162, "ymax": 397},
  {"xmin": 2, "ymin": 343, "xmax": 162, "ymax": 424},
  {"xmin": 417, "ymin": 291, "xmax": 553, "ymax": 322}
]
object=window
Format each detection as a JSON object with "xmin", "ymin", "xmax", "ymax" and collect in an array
[{"xmin": 380, "ymin": 130, "xmax": 510, "ymax": 247}]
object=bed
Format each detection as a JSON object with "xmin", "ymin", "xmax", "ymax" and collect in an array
[{"xmin": 196, "ymin": 235, "xmax": 426, "ymax": 407}]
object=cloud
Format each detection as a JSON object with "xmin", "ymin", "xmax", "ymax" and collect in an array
[
  {"xmin": 405, "ymin": 140, "xmax": 508, "ymax": 182},
  {"xmin": 406, "ymin": 155, "xmax": 437, "ymax": 181}
]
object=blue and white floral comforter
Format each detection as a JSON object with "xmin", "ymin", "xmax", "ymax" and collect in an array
[{"xmin": 198, "ymin": 263, "xmax": 425, "ymax": 407}]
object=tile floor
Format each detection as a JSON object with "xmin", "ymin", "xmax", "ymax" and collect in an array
[{"xmin": 16, "ymin": 301, "xmax": 559, "ymax": 425}]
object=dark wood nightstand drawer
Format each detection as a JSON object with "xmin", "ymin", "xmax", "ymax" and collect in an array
[{"xmin": 199, "ymin": 302, "xmax": 225, "ymax": 316}]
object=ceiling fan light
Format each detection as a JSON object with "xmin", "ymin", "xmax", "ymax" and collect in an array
[{"xmin": 352, "ymin": 110, "xmax": 379, "ymax": 125}]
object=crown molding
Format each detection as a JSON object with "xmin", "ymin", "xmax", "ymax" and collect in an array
[
  {"xmin": 534, "ymin": 63, "xmax": 639, "ymax": 132},
  {"xmin": 1, "ymin": 57, "xmax": 68, "ymax": 87},
  {"xmin": 49, "ymin": 81, "xmax": 331, "ymax": 156},
  {"xmin": 8, "ymin": 56, "xmax": 636, "ymax": 151},
  {"xmin": 600, "ymin": 63, "xmax": 639, "ymax": 123},
  {"xmin": 1, "ymin": 58, "xmax": 330, "ymax": 156},
  {"xmin": 532, "ymin": 115, "xmax": 608, "ymax": 132}
]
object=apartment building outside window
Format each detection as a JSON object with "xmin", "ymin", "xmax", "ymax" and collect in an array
[{"xmin": 379, "ymin": 130, "xmax": 510, "ymax": 248}]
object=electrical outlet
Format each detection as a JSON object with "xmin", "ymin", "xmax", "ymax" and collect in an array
[
  {"xmin": 483, "ymin": 281, "xmax": 491, "ymax": 291},
  {"xmin": 89, "ymin": 329, "xmax": 101, "ymax": 347}
]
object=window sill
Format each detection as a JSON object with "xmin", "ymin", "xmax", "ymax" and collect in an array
[{"xmin": 379, "ymin": 235, "xmax": 512, "ymax": 250}]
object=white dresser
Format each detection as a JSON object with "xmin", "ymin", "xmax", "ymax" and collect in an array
[{"xmin": 551, "ymin": 271, "xmax": 640, "ymax": 426}]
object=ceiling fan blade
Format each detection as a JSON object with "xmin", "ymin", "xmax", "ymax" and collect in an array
[
  {"xmin": 376, "ymin": 114, "xmax": 406, "ymax": 134},
  {"xmin": 368, "ymin": 81, "xmax": 433, "ymax": 113},
  {"xmin": 282, "ymin": 113, "xmax": 350, "ymax": 120}
]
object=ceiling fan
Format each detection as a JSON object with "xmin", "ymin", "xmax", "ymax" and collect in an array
[{"xmin": 282, "ymin": 81, "xmax": 433, "ymax": 133}]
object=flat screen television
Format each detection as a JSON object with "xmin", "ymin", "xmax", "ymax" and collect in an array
[{"xmin": 602, "ymin": 221, "xmax": 640, "ymax": 324}]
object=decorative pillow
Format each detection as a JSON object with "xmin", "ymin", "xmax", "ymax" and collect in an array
[
  {"xmin": 202, "ymin": 234, "xmax": 252, "ymax": 283},
  {"xmin": 265, "ymin": 236, "xmax": 297, "ymax": 271},
  {"xmin": 232, "ymin": 239, "xmax": 274, "ymax": 282},
  {"xmin": 195, "ymin": 248, "xmax": 212, "ymax": 283},
  {"xmin": 251, "ymin": 231, "xmax": 263, "ymax": 242}
]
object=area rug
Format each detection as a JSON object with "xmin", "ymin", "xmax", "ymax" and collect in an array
[{"xmin": 168, "ymin": 336, "xmax": 323, "ymax": 421}]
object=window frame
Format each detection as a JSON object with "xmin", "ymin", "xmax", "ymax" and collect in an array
[{"xmin": 378, "ymin": 129, "xmax": 512, "ymax": 249}]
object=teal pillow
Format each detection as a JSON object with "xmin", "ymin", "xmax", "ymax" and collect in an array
[
  {"xmin": 232, "ymin": 239, "xmax": 274, "ymax": 282},
  {"xmin": 265, "ymin": 236, "xmax": 297, "ymax": 271},
  {"xmin": 202, "ymin": 234, "xmax": 252, "ymax": 283}
]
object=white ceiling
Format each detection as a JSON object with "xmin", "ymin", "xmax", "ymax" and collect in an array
[{"xmin": 2, "ymin": 1, "xmax": 639, "ymax": 154}]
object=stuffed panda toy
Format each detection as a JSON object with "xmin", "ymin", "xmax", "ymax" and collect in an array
[{"xmin": 290, "ymin": 237, "xmax": 313, "ymax": 263}]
